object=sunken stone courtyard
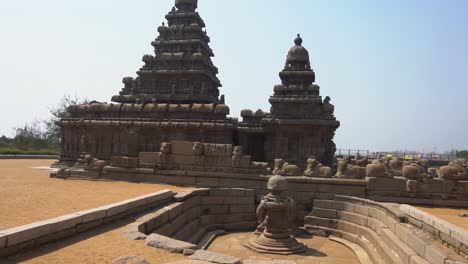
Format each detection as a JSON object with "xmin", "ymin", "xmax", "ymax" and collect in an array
[{"xmin": 1, "ymin": 0, "xmax": 467, "ymax": 264}]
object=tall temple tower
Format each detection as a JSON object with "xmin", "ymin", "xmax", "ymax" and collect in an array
[
  {"xmin": 59, "ymin": 0, "xmax": 235, "ymax": 163},
  {"xmin": 111, "ymin": 0, "xmax": 222, "ymax": 105},
  {"xmin": 240, "ymin": 35, "xmax": 340, "ymax": 166}
]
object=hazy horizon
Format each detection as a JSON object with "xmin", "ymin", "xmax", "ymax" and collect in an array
[{"xmin": 0, "ymin": 0, "xmax": 467, "ymax": 152}]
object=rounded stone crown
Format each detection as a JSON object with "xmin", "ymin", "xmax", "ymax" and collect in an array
[
  {"xmin": 267, "ymin": 175, "xmax": 289, "ymax": 191},
  {"xmin": 175, "ymin": 0, "xmax": 198, "ymax": 11},
  {"xmin": 286, "ymin": 34, "xmax": 310, "ymax": 65}
]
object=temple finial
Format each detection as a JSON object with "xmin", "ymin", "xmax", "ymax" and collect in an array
[{"xmin": 294, "ymin": 34, "xmax": 303, "ymax": 46}]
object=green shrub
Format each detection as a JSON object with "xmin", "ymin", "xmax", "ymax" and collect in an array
[{"xmin": 0, "ymin": 148, "xmax": 60, "ymax": 155}]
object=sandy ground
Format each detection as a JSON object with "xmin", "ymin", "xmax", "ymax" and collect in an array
[
  {"xmin": 416, "ymin": 206, "xmax": 468, "ymax": 230},
  {"xmin": 0, "ymin": 159, "xmax": 190, "ymax": 230},
  {"xmin": 4, "ymin": 220, "xmax": 185, "ymax": 264},
  {"xmin": 208, "ymin": 232, "xmax": 360, "ymax": 264}
]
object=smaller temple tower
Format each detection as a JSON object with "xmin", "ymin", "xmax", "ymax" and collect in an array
[{"xmin": 240, "ymin": 35, "xmax": 340, "ymax": 166}]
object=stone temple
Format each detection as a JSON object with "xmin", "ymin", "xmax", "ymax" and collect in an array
[{"xmin": 58, "ymin": 0, "xmax": 339, "ymax": 168}]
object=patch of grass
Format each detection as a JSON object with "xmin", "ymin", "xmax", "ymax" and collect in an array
[{"xmin": 0, "ymin": 148, "xmax": 60, "ymax": 155}]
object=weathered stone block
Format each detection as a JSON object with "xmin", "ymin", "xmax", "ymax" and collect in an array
[
  {"xmin": 450, "ymin": 226, "xmax": 468, "ymax": 246},
  {"xmin": 46, "ymin": 213, "xmax": 82, "ymax": 233},
  {"xmin": 352, "ymin": 204, "xmax": 369, "ymax": 216},
  {"xmin": 202, "ymin": 196, "xmax": 225, "ymax": 205},
  {"xmin": 0, "ymin": 234, "xmax": 6, "ymax": 248},
  {"xmin": 394, "ymin": 223, "xmax": 412, "ymax": 244},
  {"xmin": 409, "ymin": 255, "xmax": 430, "ymax": 264},
  {"xmin": 110, "ymin": 156, "xmax": 139, "ymax": 168},
  {"xmin": 182, "ymin": 196, "xmax": 201, "ymax": 212},
  {"xmin": 304, "ymin": 216, "xmax": 337, "ymax": 229},
  {"xmin": 381, "ymin": 228, "xmax": 415, "ymax": 264},
  {"xmin": 223, "ymin": 213, "xmax": 256, "ymax": 224},
  {"xmin": 4, "ymin": 221, "xmax": 51, "ymax": 247},
  {"xmin": 201, "ymin": 205, "xmax": 229, "ymax": 215},
  {"xmin": 171, "ymin": 141, "xmax": 196, "ymax": 156},
  {"xmin": 317, "ymin": 184, "xmax": 365, "ymax": 195},
  {"xmin": 155, "ymin": 223, "xmax": 174, "ymax": 237},
  {"xmin": 106, "ymin": 201, "xmax": 132, "ymax": 217},
  {"xmin": 166, "ymin": 203, "xmax": 184, "ymax": 220},
  {"xmin": 209, "ymin": 188, "xmax": 229, "ymax": 197},
  {"xmin": 145, "ymin": 234, "xmax": 196, "ymax": 253},
  {"xmin": 138, "ymin": 209, "xmax": 170, "ymax": 233},
  {"xmin": 312, "ymin": 208, "xmax": 337, "ymax": 219},
  {"xmin": 195, "ymin": 177, "xmax": 220, "ymax": 187},
  {"xmin": 76, "ymin": 219, "xmax": 104, "ymax": 233},
  {"xmin": 78, "ymin": 207, "xmax": 108, "ymax": 223},
  {"xmin": 139, "ymin": 152, "xmax": 160, "ymax": 164},
  {"xmin": 163, "ymin": 175, "xmax": 196, "ymax": 186},
  {"xmin": 36, "ymin": 227, "xmax": 76, "ymax": 245},
  {"xmin": 407, "ymin": 231, "xmax": 430, "ymax": 256},
  {"xmin": 224, "ymin": 197, "xmax": 253, "ymax": 205},
  {"xmin": 424, "ymin": 245, "xmax": 448, "ymax": 264},
  {"xmin": 337, "ymin": 211, "xmax": 367, "ymax": 226},
  {"xmin": 113, "ymin": 255, "xmax": 150, "ymax": 264},
  {"xmin": 223, "ymin": 221, "xmax": 257, "ymax": 231},
  {"xmin": 229, "ymin": 204, "xmax": 256, "ymax": 214},
  {"xmin": 337, "ymin": 220, "xmax": 358, "ymax": 234},
  {"xmin": 189, "ymin": 250, "xmax": 241, "ymax": 264},
  {"xmin": 367, "ymin": 218, "xmax": 386, "ymax": 236},
  {"xmin": 313, "ymin": 200, "xmax": 335, "ymax": 210}
]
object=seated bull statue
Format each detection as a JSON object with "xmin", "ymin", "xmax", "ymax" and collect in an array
[
  {"xmin": 273, "ymin": 159, "xmax": 301, "ymax": 176},
  {"xmin": 366, "ymin": 159, "xmax": 392, "ymax": 178},
  {"xmin": 304, "ymin": 158, "xmax": 333, "ymax": 178},
  {"xmin": 438, "ymin": 161, "xmax": 467, "ymax": 181},
  {"xmin": 402, "ymin": 163, "xmax": 427, "ymax": 180},
  {"xmin": 83, "ymin": 154, "xmax": 107, "ymax": 172},
  {"xmin": 232, "ymin": 146, "xmax": 243, "ymax": 167},
  {"xmin": 336, "ymin": 159, "xmax": 366, "ymax": 179},
  {"xmin": 355, "ymin": 156, "xmax": 369, "ymax": 167}
]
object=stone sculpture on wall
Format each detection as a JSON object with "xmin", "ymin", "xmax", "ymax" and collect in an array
[{"xmin": 304, "ymin": 158, "xmax": 333, "ymax": 178}]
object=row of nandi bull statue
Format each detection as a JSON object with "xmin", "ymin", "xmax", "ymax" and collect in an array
[{"xmin": 273, "ymin": 156, "xmax": 468, "ymax": 182}]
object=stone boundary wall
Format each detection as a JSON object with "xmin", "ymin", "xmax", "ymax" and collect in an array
[
  {"xmin": 400, "ymin": 204, "xmax": 468, "ymax": 257},
  {"xmin": 130, "ymin": 188, "xmax": 257, "ymax": 245},
  {"xmin": 0, "ymin": 155, "xmax": 59, "ymax": 160},
  {"xmin": 97, "ymin": 168, "xmax": 468, "ymax": 208},
  {"xmin": 101, "ymin": 169, "xmax": 366, "ymax": 210},
  {"xmin": 306, "ymin": 196, "xmax": 467, "ymax": 264},
  {"xmin": 0, "ymin": 190, "xmax": 175, "ymax": 257}
]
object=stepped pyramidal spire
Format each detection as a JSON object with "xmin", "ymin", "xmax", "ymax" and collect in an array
[{"xmin": 112, "ymin": 0, "xmax": 222, "ymax": 104}]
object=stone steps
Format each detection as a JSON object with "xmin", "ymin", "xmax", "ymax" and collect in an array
[{"xmin": 306, "ymin": 198, "xmax": 466, "ymax": 264}]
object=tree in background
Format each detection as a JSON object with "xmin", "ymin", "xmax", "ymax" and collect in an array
[
  {"xmin": 457, "ymin": 150, "xmax": 468, "ymax": 159},
  {"xmin": 1, "ymin": 95, "xmax": 87, "ymax": 152},
  {"xmin": 43, "ymin": 95, "xmax": 88, "ymax": 147}
]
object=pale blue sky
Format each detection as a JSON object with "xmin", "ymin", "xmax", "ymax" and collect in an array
[{"xmin": 0, "ymin": 0, "xmax": 467, "ymax": 152}]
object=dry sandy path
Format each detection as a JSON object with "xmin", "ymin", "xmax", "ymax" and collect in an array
[
  {"xmin": 0, "ymin": 159, "xmax": 189, "ymax": 230},
  {"xmin": 4, "ymin": 220, "xmax": 185, "ymax": 264},
  {"xmin": 416, "ymin": 206, "xmax": 468, "ymax": 230}
]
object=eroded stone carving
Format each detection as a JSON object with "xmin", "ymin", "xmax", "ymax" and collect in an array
[
  {"xmin": 246, "ymin": 175, "xmax": 306, "ymax": 255},
  {"xmin": 304, "ymin": 158, "xmax": 333, "ymax": 178}
]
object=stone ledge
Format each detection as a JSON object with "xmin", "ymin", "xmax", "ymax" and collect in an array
[
  {"xmin": 400, "ymin": 205, "xmax": 468, "ymax": 248},
  {"xmin": 0, "ymin": 189, "xmax": 175, "ymax": 256}
]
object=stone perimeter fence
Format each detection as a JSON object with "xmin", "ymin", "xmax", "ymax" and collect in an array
[{"xmin": 0, "ymin": 190, "xmax": 175, "ymax": 257}]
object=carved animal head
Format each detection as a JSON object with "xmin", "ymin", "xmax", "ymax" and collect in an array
[
  {"xmin": 307, "ymin": 158, "xmax": 320, "ymax": 170},
  {"xmin": 84, "ymin": 154, "xmax": 93, "ymax": 164},
  {"xmin": 160, "ymin": 142, "xmax": 171, "ymax": 154},
  {"xmin": 274, "ymin": 159, "xmax": 285, "ymax": 170},
  {"xmin": 232, "ymin": 146, "xmax": 243, "ymax": 156},
  {"xmin": 192, "ymin": 142, "xmax": 204, "ymax": 156}
]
